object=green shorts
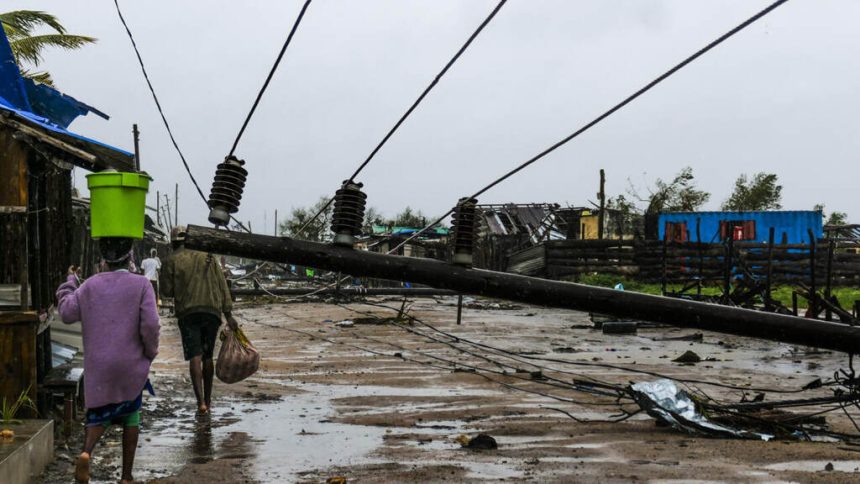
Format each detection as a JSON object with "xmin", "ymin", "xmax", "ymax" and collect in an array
[
  {"xmin": 95, "ymin": 410, "xmax": 140, "ymax": 428},
  {"xmin": 178, "ymin": 313, "xmax": 221, "ymax": 360}
]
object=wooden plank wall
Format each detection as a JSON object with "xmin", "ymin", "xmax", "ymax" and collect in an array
[{"xmin": 515, "ymin": 238, "xmax": 860, "ymax": 286}]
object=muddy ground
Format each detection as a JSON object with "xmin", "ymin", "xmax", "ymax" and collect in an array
[{"xmin": 36, "ymin": 296, "xmax": 860, "ymax": 483}]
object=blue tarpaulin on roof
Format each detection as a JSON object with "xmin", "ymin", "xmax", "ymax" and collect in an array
[{"xmin": 0, "ymin": 25, "xmax": 131, "ymax": 157}]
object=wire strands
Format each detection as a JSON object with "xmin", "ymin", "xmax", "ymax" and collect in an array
[
  {"xmin": 293, "ymin": 0, "xmax": 508, "ymax": 239},
  {"xmin": 386, "ymin": 0, "xmax": 791, "ymax": 255},
  {"xmin": 113, "ymin": 0, "xmax": 252, "ymax": 234},
  {"xmin": 228, "ymin": 0, "xmax": 313, "ymax": 157},
  {"xmin": 112, "ymin": 0, "xmax": 207, "ymax": 204}
]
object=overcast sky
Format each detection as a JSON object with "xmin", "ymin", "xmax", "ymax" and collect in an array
[{"xmin": 7, "ymin": 0, "xmax": 859, "ymax": 233}]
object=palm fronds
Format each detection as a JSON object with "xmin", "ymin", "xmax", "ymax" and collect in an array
[
  {"xmin": 10, "ymin": 34, "xmax": 96, "ymax": 66},
  {"xmin": 1, "ymin": 10, "xmax": 96, "ymax": 86}
]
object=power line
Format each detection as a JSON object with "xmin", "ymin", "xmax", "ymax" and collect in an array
[
  {"xmin": 295, "ymin": 0, "xmax": 508, "ymax": 238},
  {"xmin": 389, "ymin": 0, "xmax": 791, "ymax": 254},
  {"xmin": 115, "ymin": 0, "xmax": 299, "ymax": 234},
  {"xmin": 113, "ymin": 0, "xmax": 208, "ymax": 204},
  {"xmin": 228, "ymin": 0, "xmax": 313, "ymax": 156}
]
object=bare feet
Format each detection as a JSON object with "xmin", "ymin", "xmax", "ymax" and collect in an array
[
  {"xmin": 75, "ymin": 452, "xmax": 90, "ymax": 483},
  {"xmin": 197, "ymin": 403, "xmax": 209, "ymax": 415}
]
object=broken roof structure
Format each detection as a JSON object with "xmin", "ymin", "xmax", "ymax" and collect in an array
[
  {"xmin": 0, "ymin": 27, "xmax": 133, "ymax": 171},
  {"xmin": 477, "ymin": 203, "xmax": 567, "ymax": 244}
]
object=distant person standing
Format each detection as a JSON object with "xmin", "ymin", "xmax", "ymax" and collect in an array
[
  {"xmin": 140, "ymin": 248, "xmax": 161, "ymax": 307},
  {"xmin": 57, "ymin": 237, "xmax": 160, "ymax": 484},
  {"xmin": 160, "ymin": 226, "xmax": 238, "ymax": 415}
]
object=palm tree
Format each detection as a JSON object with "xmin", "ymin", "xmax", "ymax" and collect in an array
[{"xmin": 1, "ymin": 10, "xmax": 95, "ymax": 87}]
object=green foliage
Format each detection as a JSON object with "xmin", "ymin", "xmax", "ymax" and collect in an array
[
  {"xmin": 641, "ymin": 167, "xmax": 710, "ymax": 214},
  {"xmin": 1, "ymin": 385, "xmax": 36, "ymax": 424},
  {"xmin": 1, "ymin": 10, "xmax": 96, "ymax": 86},
  {"xmin": 721, "ymin": 172, "xmax": 782, "ymax": 211},
  {"xmin": 279, "ymin": 196, "xmax": 332, "ymax": 242},
  {"xmin": 362, "ymin": 206, "xmax": 385, "ymax": 233},
  {"xmin": 606, "ymin": 194, "xmax": 639, "ymax": 237},
  {"xmin": 827, "ymin": 212, "xmax": 849, "ymax": 226},
  {"xmin": 816, "ymin": 204, "xmax": 849, "ymax": 226},
  {"xmin": 391, "ymin": 206, "xmax": 426, "ymax": 228}
]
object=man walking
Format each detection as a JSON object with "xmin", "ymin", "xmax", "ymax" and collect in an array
[
  {"xmin": 160, "ymin": 226, "xmax": 238, "ymax": 414},
  {"xmin": 140, "ymin": 248, "xmax": 161, "ymax": 308}
]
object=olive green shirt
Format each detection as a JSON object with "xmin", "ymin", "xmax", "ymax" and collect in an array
[{"xmin": 160, "ymin": 247, "xmax": 232, "ymax": 319}]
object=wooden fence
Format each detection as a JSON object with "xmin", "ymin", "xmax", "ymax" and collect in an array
[{"xmin": 507, "ymin": 238, "xmax": 860, "ymax": 288}]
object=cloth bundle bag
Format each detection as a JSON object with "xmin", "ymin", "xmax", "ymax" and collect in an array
[{"xmin": 216, "ymin": 327, "xmax": 260, "ymax": 383}]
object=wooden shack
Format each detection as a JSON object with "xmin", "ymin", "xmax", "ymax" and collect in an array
[{"xmin": 0, "ymin": 28, "xmax": 134, "ymax": 411}]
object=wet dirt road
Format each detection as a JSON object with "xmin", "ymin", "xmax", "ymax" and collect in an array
[{"xmin": 37, "ymin": 296, "xmax": 860, "ymax": 483}]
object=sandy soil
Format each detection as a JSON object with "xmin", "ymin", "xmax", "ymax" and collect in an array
[{"xmin": 35, "ymin": 296, "xmax": 860, "ymax": 483}]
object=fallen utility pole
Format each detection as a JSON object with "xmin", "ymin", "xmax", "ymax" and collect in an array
[
  {"xmin": 185, "ymin": 225, "xmax": 860, "ymax": 354},
  {"xmin": 232, "ymin": 287, "xmax": 456, "ymax": 297}
]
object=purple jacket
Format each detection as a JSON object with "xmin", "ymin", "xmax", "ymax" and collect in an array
[{"xmin": 56, "ymin": 271, "xmax": 160, "ymax": 409}]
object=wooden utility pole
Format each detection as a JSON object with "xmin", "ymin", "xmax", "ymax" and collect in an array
[
  {"xmin": 132, "ymin": 124, "xmax": 141, "ymax": 171},
  {"xmin": 163, "ymin": 194, "xmax": 173, "ymax": 233},
  {"xmin": 274, "ymin": 209, "xmax": 278, "ymax": 236},
  {"xmin": 174, "ymin": 183, "xmax": 179, "ymax": 226},
  {"xmin": 597, "ymin": 169, "xmax": 605, "ymax": 240},
  {"xmin": 156, "ymin": 190, "xmax": 161, "ymax": 227},
  {"xmin": 185, "ymin": 225, "xmax": 860, "ymax": 354}
]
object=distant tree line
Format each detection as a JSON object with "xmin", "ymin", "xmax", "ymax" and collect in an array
[{"xmin": 278, "ymin": 199, "xmax": 442, "ymax": 241}]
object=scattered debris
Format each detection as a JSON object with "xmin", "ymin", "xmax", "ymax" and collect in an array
[
  {"xmin": 530, "ymin": 370, "xmax": 547, "ymax": 381},
  {"xmin": 673, "ymin": 351, "xmax": 702, "ymax": 364},
  {"xmin": 327, "ymin": 477, "xmax": 348, "ymax": 484},
  {"xmin": 655, "ymin": 333, "xmax": 704, "ymax": 342},
  {"xmin": 335, "ymin": 320, "xmax": 355, "ymax": 327},
  {"xmin": 602, "ymin": 321, "xmax": 637, "ymax": 335},
  {"xmin": 631, "ymin": 379, "xmax": 773, "ymax": 440},
  {"xmin": 456, "ymin": 433, "xmax": 498, "ymax": 450},
  {"xmin": 552, "ymin": 347, "xmax": 578, "ymax": 353},
  {"xmin": 825, "ymin": 462, "xmax": 834, "ymax": 472}
]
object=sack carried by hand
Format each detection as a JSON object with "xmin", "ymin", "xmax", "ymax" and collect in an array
[{"xmin": 216, "ymin": 327, "xmax": 260, "ymax": 383}]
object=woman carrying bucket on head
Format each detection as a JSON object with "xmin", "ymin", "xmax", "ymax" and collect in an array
[{"xmin": 56, "ymin": 171, "xmax": 160, "ymax": 484}]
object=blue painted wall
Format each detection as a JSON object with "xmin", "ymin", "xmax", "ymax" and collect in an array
[{"xmin": 657, "ymin": 211, "xmax": 823, "ymax": 244}]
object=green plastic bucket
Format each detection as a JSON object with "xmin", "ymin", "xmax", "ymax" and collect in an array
[{"xmin": 86, "ymin": 171, "xmax": 152, "ymax": 239}]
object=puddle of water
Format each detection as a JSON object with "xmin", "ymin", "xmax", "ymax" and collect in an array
[
  {"xmin": 220, "ymin": 392, "xmax": 385, "ymax": 481},
  {"xmin": 764, "ymin": 460, "xmax": 860, "ymax": 473}
]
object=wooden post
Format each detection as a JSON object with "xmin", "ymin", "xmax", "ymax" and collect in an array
[
  {"xmin": 808, "ymin": 229, "xmax": 817, "ymax": 318},
  {"xmin": 660, "ymin": 234, "xmax": 668, "ymax": 296},
  {"xmin": 274, "ymin": 209, "xmax": 278, "ymax": 236},
  {"xmin": 723, "ymin": 236, "xmax": 734, "ymax": 304},
  {"xmin": 825, "ymin": 239, "xmax": 834, "ymax": 321},
  {"xmin": 184, "ymin": 225, "xmax": 860, "ymax": 354},
  {"xmin": 174, "ymin": 183, "xmax": 179, "ymax": 226},
  {"xmin": 597, "ymin": 169, "xmax": 605, "ymax": 240},
  {"xmin": 132, "ymin": 124, "xmax": 141, "ymax": 171},
  {"xmin": 456, "ymin": 294, "xmax": 464, "ymax": 325},
  {"xmin": 696, "ymin": 219, "xmax": 703, "ymax": 297},
  {"xmin": 765, "ymin": 227, "xmax": 775, "ymax": 310},
  {"xmin": 163, "ymin": 194, "xmax": 173, "ymax": 233},
  {"xmin": 156, "ymin": 190, "xmax": 161, "ymax": 227}
]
